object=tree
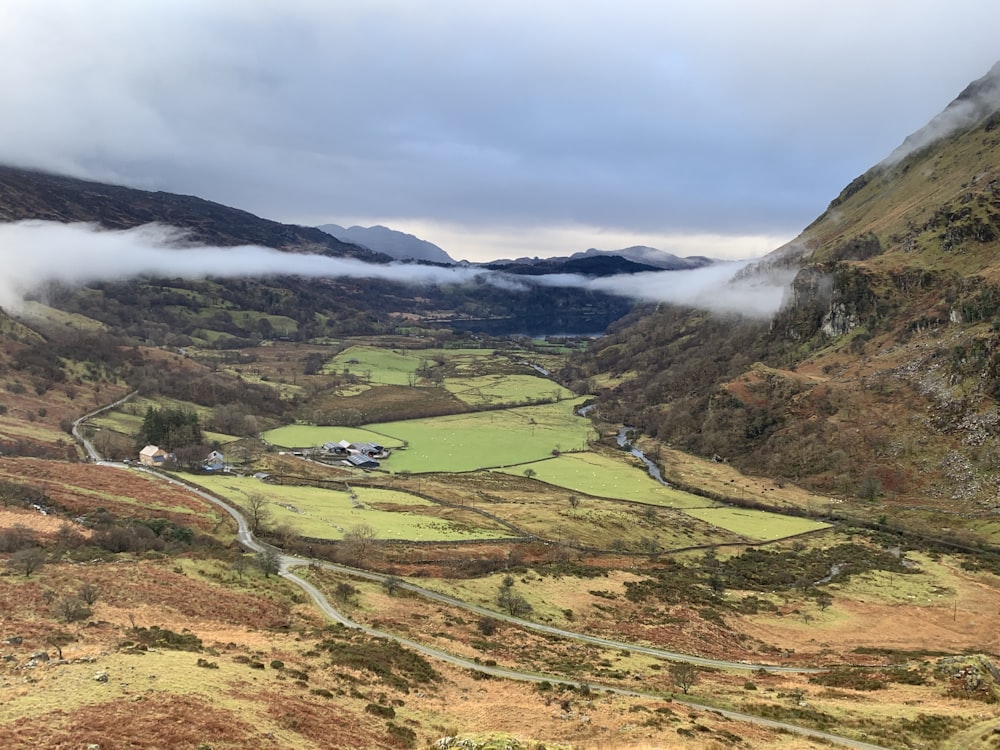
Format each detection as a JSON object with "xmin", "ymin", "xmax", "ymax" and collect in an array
[
  {"xmin": 497, "ymin": 575, "xmax": 532, "ymax": 618},
  {"xmin": 568, "ymin": 495, "xmax": 580, "ymax": 509},
  {"xmin": 255, "ymin": 548, "xmax": 281, "ymax": 577},
  {"xmin": 816, "ymin": 593, "xmax": 833, "ymax": 611},
  {"xmin": 54, "ymin": 597, "xmax": 91, "ymax": 623},
  {"xmin": 523, "ymin": 468, "xmax": 537, "ymax": 480},
  {"xmin": 669, "ymin": 662, "xmax": 699, "ymax": 694},
  {"xmin": 8, "ymin": 546, "xmax": 46, "ymax": 577},
  {"xmin": 334, "ymin": 582, "xmax": 357, "ymax": 602},
  {"xmin": 382, "ymin": 575, "xmax": 402, "ymax": 596},
  {"xmin": 46, "ymin": 630, "xmax": 75, "ymax": 660},
  {"xmin": 232, "ymin": 553, "xmax": 251, "ymax": 579},
  {"xmin": 78, "ymin": 582, "xmax": 100, "ymax": 606},
  {"xmin": 341, "ymin": 524, "xmax": 377, "ymax": 566},
  {"xmin": 245, "ymin": 494, "xmax": 271, "ymax": 536}
]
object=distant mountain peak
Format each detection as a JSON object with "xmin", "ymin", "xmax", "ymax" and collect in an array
[
  {"xmin": 318, "ymin": 223, "xmax": 454, "ymax": 263},
  {"xmin": 569, "ymin": 245, "xmax": 715, "ymax": 271}
]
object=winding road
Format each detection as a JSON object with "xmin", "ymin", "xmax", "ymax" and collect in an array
[{"xmin": 73, "ymin": 408, "xmax": 892, "ymax": 750}]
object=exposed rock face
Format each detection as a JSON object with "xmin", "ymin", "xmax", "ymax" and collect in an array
[{"xmin": 821, "ymin": 301, "xmax": 861, "ymax": 337}]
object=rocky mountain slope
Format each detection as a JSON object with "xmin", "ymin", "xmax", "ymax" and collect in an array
[{"xmin": 575, "ymin": 61, "xmax": 1000, "ymax": 527}]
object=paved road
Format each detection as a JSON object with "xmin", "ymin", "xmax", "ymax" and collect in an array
[
  {"xmin": 71, "ymin": 409, "xmax": 891, "ymax": 750},
  {"xmin": 71, "ymin": 391, "xmax": 138, "ymax": 462}
]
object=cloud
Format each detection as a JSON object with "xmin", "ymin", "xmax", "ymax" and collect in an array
[
  {"xmin": 881, "ymin": 60, "xmax": 1000, "ymax": 167},
  {"xmin": 0, "ymin": 1, "xmax": 997, "ymax": 261},
  {"xmin": 0, "ymin": 221, "xmax": 489, "ymax": 310},
  {"xmin": 532, "ymin": 262, "xmax": 796, "ymax": 318},
  {"xmin": 0, "ymin": 221, "xmax": 792, "ymax": 319}
]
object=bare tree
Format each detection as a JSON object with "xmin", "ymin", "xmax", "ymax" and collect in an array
[
  {"xmin": 54, "ymin": 597, "xmax": 91, "ymax": 623},
  {"xmin": 341, "ymin": 524, "xmax": 377, "ymax": 566},
  {"xmin": 8, "ymin": 546, "xmax": 46, "ymax": 577},
  {"xmin": 382, "ymin": 575, "xmax": 402, "ymax": 596},
  {"xmin": 669, "ymin": 662, "xmax": 699, "ymax": 695},
  {"xmin": 232, "ymin": 553, "xmax": 251, "ymax": 580},
  {"xmin": 334, "ymin": 582, "xmax": 357, "ymax": 602},
  {"xmin": 245, "ymin": 494, "xmax": 271, "ymax": 535},
  {"xmin": 46, "ymin": 630, "xmax": 75, "ymax": 660},
  {"xmin": 78, "ymin": 582, "xmax": 100, "ymax": 606},
  {"xmin": 497, "ymin": 575, "xmax": 532, "ymax": 618}
]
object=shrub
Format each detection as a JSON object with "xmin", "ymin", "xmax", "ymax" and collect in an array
[{"xmin": 365, "ymin": 703, "xmax": 395, "ymax": 719}]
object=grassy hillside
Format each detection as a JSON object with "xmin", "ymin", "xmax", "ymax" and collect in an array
[{"xmin": 573, "ymin": 66, "xmax": 1000, "ymax": 538}]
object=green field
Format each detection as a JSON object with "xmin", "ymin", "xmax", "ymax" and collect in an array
[
  {"xmin": 442, "ymin": 374, "xmax": 574, "ymax": 407},
  {"xmin": 191, "ymin": 475, "xmax": 514, "ymax": 541},
  {"xmin": 326, "ymin": 346, "xmax": 427, "ymax": 385},
  {"xmin": 369, "ymin": 398, "xmax": 594, "ymax": 473},
  {"xmin": 498, "ymin": 451, "xmax": 712, "ymax": 509},
  {"xmin": 680, "ymin": 506, "xmax": 830, "ymax": 542},
  {"xmin": 265, "ymin": 398, "xmax": 593, "ymax": 473}
]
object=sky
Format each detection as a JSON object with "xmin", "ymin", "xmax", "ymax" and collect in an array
[{"xmin": 0, "ymin": 1, "xmax": 998, "ymax": 262}]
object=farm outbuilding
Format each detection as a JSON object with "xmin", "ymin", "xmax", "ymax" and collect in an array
[
  {"xmin": 344, "ymin": 454, "xmax": 380, "ymax": 469},
  {"xmin": 350, "ymin": 442, "xmax": 388, "ymax": 458}
]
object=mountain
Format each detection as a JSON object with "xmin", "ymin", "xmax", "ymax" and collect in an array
[
  {"xmin": 569, "ymin": 245, "xmax": 715, "ymax": 270},
  {"xmin": 0, "ymin": 167, "xmax": 634, "ymax": 340},
  {"xmin": 317, "ymin": 223, "xmax": 454, "ymax": 263},
  {"xmin": 486, "ymin": 245, "xmax": 715, "ymax": 275},
  {"xmin": 482, "ymin": 253, "xmax": 664, "ymax": 277},
  {"xmin": 0, "ymin": 166, "xmax": 382, "ymax": 260},
  {"xmin": 573, "ymin": 60, "xmax": 1000, "ymax": 520}
]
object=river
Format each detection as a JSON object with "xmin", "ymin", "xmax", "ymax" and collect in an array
[{"xmin": 616, "ymin": 427, "xmax": 670, "ymax": 487}]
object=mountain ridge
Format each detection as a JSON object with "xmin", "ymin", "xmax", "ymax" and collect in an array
[
  {"xmin": 0, "ymin": 165, "xmax": 385, "ymax": 261},
  {"xmin": 317, "ymin": 223, "xmax": 454, "ymax": 263},
  {"xmin": 573, "ymin": 59, "xmax": 1000, "ymax": 518}
]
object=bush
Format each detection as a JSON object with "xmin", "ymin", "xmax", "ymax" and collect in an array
[
  {"xmin": 386, "ymin": 723, "xmax": 416, "ymax": 748},
  {"xmin": 365, "ymin": 703, "xmax": 395, "ymax": 719}
]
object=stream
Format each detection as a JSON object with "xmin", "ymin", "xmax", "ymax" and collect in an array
[{"xmin": 616, "ymin": 427, "xmax": 670, "ymax": 487}]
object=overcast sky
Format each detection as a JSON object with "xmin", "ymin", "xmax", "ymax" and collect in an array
[{"xmin": 0, "ymin": 1, "xmax": 997, "ymax": 262}]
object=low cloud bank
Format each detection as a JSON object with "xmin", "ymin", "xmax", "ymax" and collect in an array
[{"xmin": 0, "ymin": 221, "xmax": 793, "ymax": 319}]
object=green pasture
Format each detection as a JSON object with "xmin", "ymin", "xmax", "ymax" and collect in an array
[
  {"xmin": 498, "ymin": 451, "xmax": 711, "ymax": 509},
  {"xmin": 442, "ymin": 374, "xmax": 573, "ymax": 408},
  {"xmin": 228, "ymin": 310, "xmax": 299, "ymax": 335},
  {"xmin": 263, "ymin": 425, "xmax": 405, "ymax": 450},
  {"xmin": 325, "ymin": 345, "xmax": 426, "ymax": 385},
  {"xmin": 369, "ymin": 398, "xmax": 595, "ymax": 473},
  {"xmin": 190, "ymin": 475, "xmax": 513, "ymax": 541},
  {"xmin": 94, "ymin": 397, "xmax": 239, "ymax": 446},
  {"xmin": 681, "ymin": 506, "xmax": 830, "ymax": 542},
  {"xmin": 19, "ymin": 301, "xmax": 108, "ymax": 331}
]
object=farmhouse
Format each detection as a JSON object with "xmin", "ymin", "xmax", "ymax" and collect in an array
[
  {"xmin": 204, "ymin": 450, "xmax": 225, "ymax": 471},
  {"xmin": 138, "ymin": 445, "xmax": 171, "ymax": 467}
]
